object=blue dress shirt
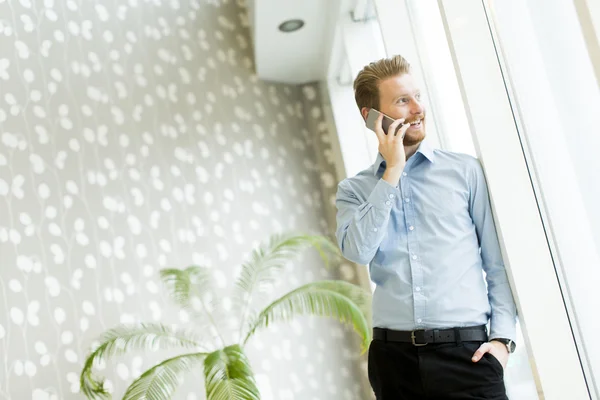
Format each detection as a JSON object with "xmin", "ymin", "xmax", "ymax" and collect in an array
[{"xmin": 335, "ymin": 140, "xmax": 517, "ymax": 341}]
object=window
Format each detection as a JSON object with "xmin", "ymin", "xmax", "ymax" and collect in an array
[
  {"xmin": 486, "ymin": 0, "xmax": 600, "ymax": 396},
  {"xmin": 431, "ymin": 0, "xmax": 598, "ymax": 397},
  {"xmin": 324, "ymin": 0, "xmax": 600, "ymax": 396},
  {"xmin": 373, "ymin": 0, "xmax": 539, "ymax": 397}
]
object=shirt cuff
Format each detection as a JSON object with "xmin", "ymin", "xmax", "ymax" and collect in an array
[
  {"xmin": 367, "ymin": 179, "xmax": 400, "ymax": 211},
  {"xmin": 489, "ymin": 320, "xmax": 517, "ymax": 344}
]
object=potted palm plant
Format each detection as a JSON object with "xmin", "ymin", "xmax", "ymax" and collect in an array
[{"xmin": 79, "ymin": 233, "xmax": 372, "ymax": 399}]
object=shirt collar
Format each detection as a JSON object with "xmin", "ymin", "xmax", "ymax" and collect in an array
[{"xmin": 372, "ymin": 139, "xmax": 435, "ymax": 176}]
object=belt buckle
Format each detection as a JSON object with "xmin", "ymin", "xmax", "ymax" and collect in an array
[{"xmin": 411, "ymin": 330, "xmax": 428, "ymax": 347}]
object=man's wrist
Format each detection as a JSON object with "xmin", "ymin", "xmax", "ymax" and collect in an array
[
  {"xmin": 382, "ymin": 165, "xmax": 405, "ymax": 187},
  {"xmin": 491, "ymin": 338, "xmax": 516, "ymax": 354},
  {"xmin": 386, "ymin": 162, "xmax": 405, "ymax": 170}
]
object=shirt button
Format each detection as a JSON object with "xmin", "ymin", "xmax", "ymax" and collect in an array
[
  {"xmin": 403, "ymin": 172, "xmax": 408, "ymax": 176},
  {"xmin": 409, "ymin": 226, "xmax": 414, "ymax": 231},
  {"xmin": 404, "ymin": 198, "xmax": 410, "ymax": 203},
  {"xmin": 385, "ymin": 200, "xmax": 392, "ymax": 206},
  {"xmin": 389, "ymin": 194, "xmax": 395, "ymax": 199},
  {"xmin": 412, "ymin": 254, "xmax": 418, "ymax": 260},
  {"xmin": 415, "ymin": 286, "xmax": 421, "ymax": 292},
  {"xmin": 417, "ymin": 318, "xmax": 422, "ymax": 323},
  {"xmin": 373, "ymin": 228, "xmax": 378, "ymax": 232}
]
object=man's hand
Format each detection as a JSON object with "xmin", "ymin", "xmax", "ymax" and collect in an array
[
  {"xmin": 372, "ymin": 112, "xmax": 411, "ymax": 186},
  {"xmin": 471, "ymin": 341, "xmax": 509, "ymax": 369}
]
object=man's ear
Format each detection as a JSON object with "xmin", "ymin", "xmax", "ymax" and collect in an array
[{"xmin": 361, "ymin": 107, "xmax": 370, "ymax": 122}]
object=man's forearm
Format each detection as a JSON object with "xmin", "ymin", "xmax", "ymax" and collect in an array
[
  {"xmin": 336, "ymin": 179, "xmax": 400, "ymax": 264},
  {"xmin": 486, "ymin": 270, "xmax": 517, "ymax": 342}
]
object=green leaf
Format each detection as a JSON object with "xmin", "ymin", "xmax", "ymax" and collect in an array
[
  {"xmin": 80, "ymin": 323, "xmax": 203, "ymax": 399},
  {"xmin": 159, "ymin": 266, "xmax": 212, "ymax": 311},
  {"xmin": 204, "ymin": 345, "xmax": 260, "ymax": 400},
  {"xmin": 243, "ymin": 280, "xmax": 372, "ymax": 352},
  {"xmin": 160, "ymin": 266, "xmax": 227, "ymax": 347},
  {"xmin": 235, "ymin": 233, "xmax": 339, "ymax": 299},
  {"xmin": 122, "ymin": 352, "xmax": 208, "ymax": 400},
  {"xmin": 234, "ymin": 233, "xmax": 340, "ymax": 339}
]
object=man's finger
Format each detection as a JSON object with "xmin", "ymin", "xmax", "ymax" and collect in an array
[
  {"xmin": 387, "ymin": 118, "xmax": 406, "ymax": 139},
  {"xmin": 373, "ymin": 112, "xmax": 386, "ymax": 141},
  {"xmin": 395, "ymin": 121, "xmax": 411, "ymax": 139},
  {"xmin": 471, "ymin": 343, "xmax": 492, "ymax": 362}
]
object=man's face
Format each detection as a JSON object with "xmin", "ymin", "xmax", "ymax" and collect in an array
[{"xmin": 378, "ymin": 73, "xmax": 426, "ymax": 146}]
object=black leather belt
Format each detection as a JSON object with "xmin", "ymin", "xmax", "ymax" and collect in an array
[{"xmin": 373, "ymin": 325, "xmax": 488, "ymax": 346}]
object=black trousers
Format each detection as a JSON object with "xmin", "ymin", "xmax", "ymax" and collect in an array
[{"xmin": 368, "ymin": 339, "xmax": 508, "ymax": 400}]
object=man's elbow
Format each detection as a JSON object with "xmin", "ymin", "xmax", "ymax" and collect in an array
[
  {"xmin": 336, "ymin": 224, "xmax": 375, "ymax": 265},
  {"xmin": 339, "ymin": 240, "xmax": 374, "ymax": 265}
]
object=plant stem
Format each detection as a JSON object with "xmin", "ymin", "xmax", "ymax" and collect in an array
[{"xmin": 190, "ymin": 285, "xmax": 227, "ymax": 348}]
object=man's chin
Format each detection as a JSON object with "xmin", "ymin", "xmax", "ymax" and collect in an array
[{"xmin": 403, "ymin": 129, "xmax": 426, "ymax": 146}]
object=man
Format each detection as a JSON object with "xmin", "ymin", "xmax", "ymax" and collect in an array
[{"xmin": 335, "ymin": 55, "xmax": 517, "ymax": 399}]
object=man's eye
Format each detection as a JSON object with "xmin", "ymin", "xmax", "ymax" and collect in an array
[
  {"xmin": 398, "ymin": 98, "xmax": 408, "ymax": 104},
  {"xmin": 415, "ymin": 93, "xmax": 422, "ymax": 100}
]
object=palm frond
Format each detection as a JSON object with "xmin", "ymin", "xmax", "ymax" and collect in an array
[
  {"xmin": 159, "ymin": 266, "xmax": 212, "ymax": 311},
  {"xmin": 309, "ymin": 233, "xmax": 342, "ymax": 269},
  {"xmin": 204, "ymin": 345, "xmax": 260, "ymax": 400},
  {"xmin": 243, "ymin": 280, "xmax": 372, "ymax": 352},
  {"xmin": 122, "ymin": 352, "xmax": 208, "ymax": 400},
  {"xmin": 234, "ymin": 233, "xmax": 340, "ymax": 340},
  {"xmin": 80, "ymin": 323, "xmax": 204, "ymax": 399},
  {"xmin": 235, "ymin": 233, "xmax": 340, "ymax": 299},
  {"xmin": 160, "ymin": 266, "xmax": 226, "ymax": 346}
]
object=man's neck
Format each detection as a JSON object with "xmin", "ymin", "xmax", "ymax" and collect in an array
[{"xmin": 404, "ymin": 143, "xmax": 420, "ymax": 160}]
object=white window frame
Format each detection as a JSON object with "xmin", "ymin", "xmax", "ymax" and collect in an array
[
  {"xmin": 481, "ymin": 0, "xmax": 600, "ymax": 397},
  {"xmin": 573, "ymin": 0, "xmax": 600, "ymax": 85}
]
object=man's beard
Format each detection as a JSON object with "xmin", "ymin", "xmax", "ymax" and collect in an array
[{"xmin": 403, "ymin": 124, "xmax": 426, "ymax": 146}]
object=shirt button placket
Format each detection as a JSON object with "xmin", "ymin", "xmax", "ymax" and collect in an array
[{"xmin": 403, "ymin": 169, "xmax": 424, "ymax": 328}]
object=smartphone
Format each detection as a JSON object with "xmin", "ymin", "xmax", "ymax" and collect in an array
[{"xmin": 365, "ymin": 108, "xmax": 405, "ymax": 137}]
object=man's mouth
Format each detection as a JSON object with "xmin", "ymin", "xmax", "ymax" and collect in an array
[{"xmin": 407, "ymin": 118, "xmax": 423, "ymax": 129}]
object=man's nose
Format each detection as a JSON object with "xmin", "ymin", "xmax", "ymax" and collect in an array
[{"xmin": 411, "ymin": 99, "xmax": 423, "ymax": 115}]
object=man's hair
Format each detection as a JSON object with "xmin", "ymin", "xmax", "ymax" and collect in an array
[{"xmin": 353, "ymin": 55, "xmax": 412, "ymax": 111}]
